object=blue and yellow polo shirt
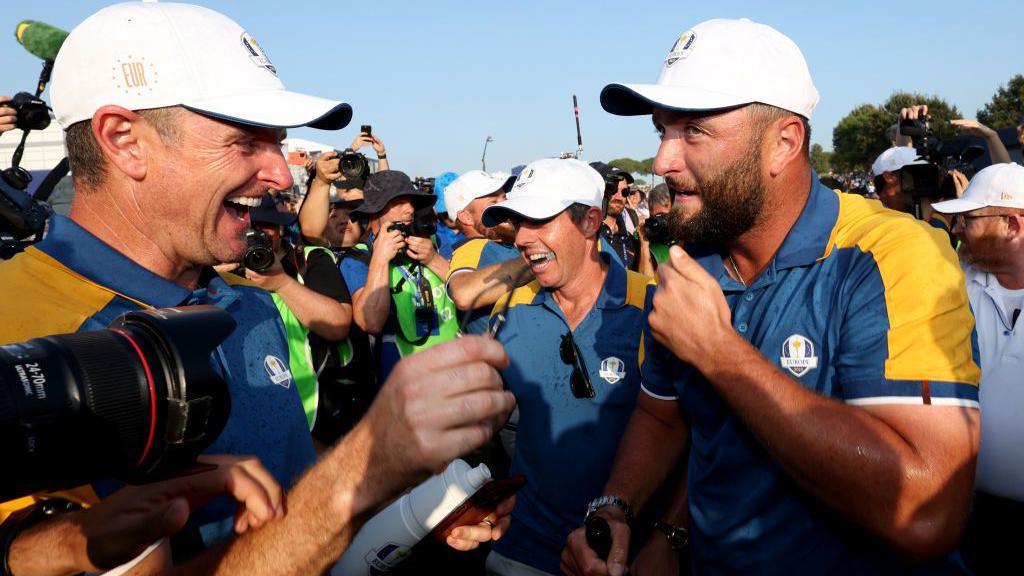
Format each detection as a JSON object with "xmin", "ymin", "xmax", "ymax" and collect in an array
[
  {"xmin": 642, "ymin": 179, "xmax": 980, "ymax": 575},
  {"xmin": 446, "ymin": 236, "xmax": 521, "ymax": 335},
  {"xmin": 0, "ymin": 215, "xmax": 316, "ymax": 545},
  {"xmin": 491, "ymin": 253, "xmax": 655, "ymax": 574}
]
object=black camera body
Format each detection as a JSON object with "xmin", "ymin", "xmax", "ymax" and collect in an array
[
  {"xmin": 643, "ymin": 213, "xmax": 672, "ymax": 244},
  {"xmin": 243, "ymin": 228, "xmax": 275, "ymax": 272},
  {"xmin": 0, "ymin": 306, "xmax": 234, "ymax": 500},
  {"xmin": 8, "ymin": 92, "xmax": 51, "ymax": 132},
  {"xmin": 339, "ymin": 148, "xmax": 370, "ymax": 182},
  {"xmin": 388, "ymin": 207, "xmax": 437, "ymax": 240},
  {"xmin": 898, "ymin": 115, "xmax": 985, "ymax": 200}
]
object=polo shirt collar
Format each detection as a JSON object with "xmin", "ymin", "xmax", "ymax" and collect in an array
[
  {"xmin": 36, "ymin": 215, "xmax": 231, "ymax": 308},
  {"xmin": 773, "ymin": 172, "xmax": 839, "ymax": 270},
  {"xmin": 536, "ymin": 251, "xmax": 627, "ymax": 311}
]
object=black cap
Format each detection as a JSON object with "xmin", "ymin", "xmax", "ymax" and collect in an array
[
  {"xmin": 330, "ymin": 197, "xmax": 364, "ymax": 211},
  {"xmin": 249, "ymin": 195, "xmax": 298, "ymax": 227},
  {"xmin": 589, "ymin": 161, "xmax": 635, "ymax": 184},
  {"xmin": 350, "ymin": 170, "xmax": 436, "ymax": 216}
]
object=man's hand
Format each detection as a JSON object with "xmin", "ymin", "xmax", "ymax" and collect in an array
[
  {"xmin": 0, "ymin": 96, "xmax": 16, "ymax": 135},
  {"xmin": 356, "ymin": 336, "xmax": 516, "ymax": 501},
  {"xmin": 9, "ymin": 456, "xmax": 283, "ymax": 575},
  {"xmin": 561, "ymin": 507, "xmax": 631, "ymax": 576},
  {"xmin": 350, "ymin": 132, "xmax": 386, "ymax": 155},
  {"xmin": 649, "ymin": 246, "xmax": 733, "ymax": 368},
  {"xmin": 900, "ymin": 104, "xmax": 929, "ymax": 120},
  {"xmin": 315, "ymin": 151, "xmax": 342, "ymax": 184},
  {"xmin": 950, "ymin": 118, "xmax": 997, "ymax": 139},
  {"xmin": 949, "ymin": 169, "xmax": 969, "ymax": 198},
  {"xmin": 244, "ymin": 253, "xmax": 291, "ymax": 292},
  {"xmin": 372, "ymin": 224, "xmax": 407, "ymax": 263},
  {"xmin": 405, "ymin": 235, "xmax": 437, "ymax": 264},
  {"xmin": 445, "ymin": 494, "xmax": 515, "ymax": 551}
]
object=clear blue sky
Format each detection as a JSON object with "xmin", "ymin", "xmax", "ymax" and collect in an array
[{"xmin": 2, "ymin": 0, "xmax": 1020, "ymax": 178}]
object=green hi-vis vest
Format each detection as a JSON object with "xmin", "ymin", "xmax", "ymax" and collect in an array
[
  {"xmin": 389, "ymin": 259, "xmax": 459, "ymax": 357},
  {"xmin": 271, "ymin": 246, "xmax": 355, "ymax": 431},
  {"xmin": 650, "ymin": 242, "xmax": 671, "ymax": 264}
]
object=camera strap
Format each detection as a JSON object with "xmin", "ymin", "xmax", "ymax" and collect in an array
[{"xmin": 395, "ymin": 262, "xmax": 434, "ymax": 310}]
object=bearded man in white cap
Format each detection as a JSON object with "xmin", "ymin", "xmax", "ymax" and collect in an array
[
  {"xmin": 563, "ymin": 18, "xmax": 980, "ymax": 576},
  {"xmin": 0, "ymin": 3, "xmax": 513, "ymax": 574},
  {"xmin": 933, "ymin": 163, "xmax": 1024, "ymax": 575}
]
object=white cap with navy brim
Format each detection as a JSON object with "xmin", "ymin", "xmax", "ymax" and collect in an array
[
  {"xmin": 481, "ymin": 158, "xmax": 604, "ymax": 228},
  {"xmin": 50, "ymin": 2, "xmax": 351, "ymax": 130},
  {"xmin": 932, "ymin": 163, "xmax": 1024, "ymax": 214},
  {"xmin": 601, "ymin": 18, "xmax": 819, "ymax": 120}
]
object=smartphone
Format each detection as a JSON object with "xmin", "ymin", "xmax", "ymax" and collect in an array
[
  {"xmin": 361, "ymin": 124, "xmax": 372, "ymax": 136},
  {"xmin": 428, "ymin": 475, "xmax": 526, "ymax": 543}
]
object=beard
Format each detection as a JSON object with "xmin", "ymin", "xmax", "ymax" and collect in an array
[
  {"xmin": 667, "ymin": 140, "xmax": 767, "ymax": 246},
  {"xmin": 482, "ymin": 221, "xmax": 517, "ymax": 245}
]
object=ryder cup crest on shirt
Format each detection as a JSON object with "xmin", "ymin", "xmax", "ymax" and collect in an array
[
  {"xmin": 599, "ymin": 356, "xmax": 627, "ymax": 384},
  {"xmin": 780, "ymin": 334, "xmax": 818, "ymax": 377},
  {"xmin": 264, "ymin": 355, "xmax": 293, "ymax": 388}
]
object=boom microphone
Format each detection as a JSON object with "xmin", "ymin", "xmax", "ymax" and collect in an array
[{"xmin": 15, "ymin": 20, "xmax": 69, "ymax": 62}]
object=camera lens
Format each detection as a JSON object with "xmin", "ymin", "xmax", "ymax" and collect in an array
[
  {"xmin": 244, "ymin": 229, "xmax": 275, "ymax": 272},
  {"xmin": 0, "ymin": 306, "xmax": 234, "ymax": 500}
]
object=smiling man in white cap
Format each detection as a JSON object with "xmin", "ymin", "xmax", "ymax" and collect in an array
[
  {"xmin": 563, "ymin": 18, "xmax": 980, "ymax": 576},
  {"xmin": 0, "ymin": 3, "xmax": 514, "ymax": 574},
  {"xmin": 479, "ymin": 158, "xmax": 656, "ymax": 576},
  {"xmin": 932, "ymin": 163, "xmax": 1024, "ymax": 574}
]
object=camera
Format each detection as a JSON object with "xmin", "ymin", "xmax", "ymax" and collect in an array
[
  {"xmin": 243, "ymin": 228, "xmax": 275, "ymax": 272},
  {"xmin": 7, "ymin": 92, "xmax": 51, "ymax": 132},
  {"xmin": 898, "ymin": 115, "xmax": 985, "ymax": 200},
  {"xmin": 387, "ymin": 207, "xmax": 437, "ymax": 239},
  {"xmin": 339, "ymin": 148, "xmax": 370, "ymax": 182},
  {"xmin": 0, "ymin": 305, "xmax": 234, "ymax": 500},
  {"xmin": 642, "ymin": 213, "xmax": 672, "ymax": 244}
]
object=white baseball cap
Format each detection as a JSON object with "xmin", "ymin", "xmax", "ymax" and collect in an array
[
  {"xmin": 932, "ymin": 163, "xmax": 1024, "ymax": 214},
  {"xmin": 871, "ymin": 146, "xmax": 927, "ymax": 177},
  {"xmin": 601, "ymin": 18, "xmax": 819, "ymax": 120},
  {"xmin": 444, "ymin": 171, "xmax": 515, "ymax": 218},
  {"xmin": 481, "ymin": 158, "xmax": 603, "ymax": 227},
  {"xmin": 50, "ymin": 2, "xmax": 352, "ymax": 130}
]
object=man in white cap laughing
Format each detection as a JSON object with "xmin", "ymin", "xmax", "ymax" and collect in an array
[
  {"xmin": 0, "ymin": 3, "xmax": 514, "ymax": 574},
  {"xmin": 563, "ymin": 18, "xmax": 980, "ymax": 576}
]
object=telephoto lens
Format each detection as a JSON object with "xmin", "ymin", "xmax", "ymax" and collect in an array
[
  {"xmin": 243, "ymin": 228, "xmax": 275, "ymax": 272},
  {"xmin": 0, "ymin": 305, "xmax": 234, "ymax": 500}
]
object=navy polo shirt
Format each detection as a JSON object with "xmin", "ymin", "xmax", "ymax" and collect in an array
[
  {"xmin": 642, "ymin": 180, "xmax": 980, "ymax": 574},
  {"xmin": 491, "ymin": 253, "xmax": 655, "ymax": 574},
  {"xmin": 445, "ymin": 237, "xmax": 521, "ymax": 335},
  {"xmin": 0, "ymin": 215, "xmax": 316, "ymax": 546}
]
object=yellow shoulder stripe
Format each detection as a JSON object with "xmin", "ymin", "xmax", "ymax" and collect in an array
[
  {"xmin": 490, "ymin": 279, "xmax": 541, "ymax": 318},
  {"xmin": 624, "ymin": 270, "xmax": 656, "ymax": 310},
  {"xmin": 448, "ymin": 238, "xmax": 489, "ymax": 279},
  {"xmin": 831, "ymin": 194, "xmax": 980, "ymax": 385}
]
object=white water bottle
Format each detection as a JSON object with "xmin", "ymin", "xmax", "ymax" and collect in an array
[{"xmin": 331, "ymin": 459, "xmax": 492, "ymax": 575}]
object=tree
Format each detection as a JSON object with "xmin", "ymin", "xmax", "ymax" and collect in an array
[
  {"xmin": 810, "ymin": 143, "xmax": 832, "ymax": 174},
  {"xmin": 977, "ymin": 74, "xmax": 1024, "ymax": 129},
  {"xmin": 831, "ymin": 92, "xmax": 960, "ymax": 171},
  {"xmin": 609, "ymin": 157, "xmax": 655, "ymax": 180}
]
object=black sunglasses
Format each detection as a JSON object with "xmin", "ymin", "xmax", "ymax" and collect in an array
[{"xmin": 560, "ymin": 332, "xmax": 595, "ymax": 399}]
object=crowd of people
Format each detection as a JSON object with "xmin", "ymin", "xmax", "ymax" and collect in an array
[{"xmin": 1, "ymin": 3, "xmax": 1023, "ymax": 576}]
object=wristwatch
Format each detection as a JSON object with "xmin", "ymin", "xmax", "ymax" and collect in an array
[
  {"xmin": 653, "ymin": 520, "xmax": 689, "ymax": 550},
  {"xmin": 585, "ymin": 495, "xmax": 633, "ymax": 525}
]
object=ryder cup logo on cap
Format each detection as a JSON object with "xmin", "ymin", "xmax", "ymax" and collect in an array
[
  {"xmin": 50, "ymin": 2, "xmax": 351, "ymax": 131},
  {"xmin": 601, "ymin": 18, "xmax": 819, "ymax": 120},
  {"xmin": 932, "ymin": 163, "xmax": 1024, "ymax": 214},
  {"xmin": 481, "ymin": 158, "xmax": 604, "ymax": 228}
]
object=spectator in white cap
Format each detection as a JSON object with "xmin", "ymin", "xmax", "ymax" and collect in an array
[
  {"xmin": 932, "ymin": 163, "xmax": 1024, "ymax": 574},
  {"xmin": 565, "ymin": 18, "xmax": 980, "ymax": 576},
  {"xmin": 479, "ymin": 158, "xmax": 657, "ymax": 576},
  {"xmin": 0, "ymin": 2, "xmax": 514, "ymax": 574},
  {"xmin": 868, "ymin": 146, "xmax": 961, "ymax": 246},
  {"xmin": 444, "ymin": 170, "xmax": 532, "ymax": 335}
]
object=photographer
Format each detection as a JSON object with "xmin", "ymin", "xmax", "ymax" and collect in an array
[
  {"xmin": 902, "ymin": 104, "xmax": 1011, "ymax": 165},
  {"xmin": 1, "ymin": 3, "xmax": 513, "ymax": 573},
  {"xmin": 0, "ymin": 97, "xmax": 16, "ymax": 135},
  {"xmin": 342, "ymin": 171, "xmax": 458, "ymax": 383},
  {"xmin": 590, "ymin": 162, "xmax": 641, "ymax": 271}
]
